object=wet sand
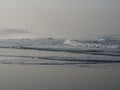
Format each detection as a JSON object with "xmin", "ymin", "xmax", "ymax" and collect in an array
[
  {"xmin": 0, "ymin": 48, "xmax": 120, "ymax": 90},
  {"xmin": 0, "ymin": 64, "xmax": 120, "ymax": 90}
]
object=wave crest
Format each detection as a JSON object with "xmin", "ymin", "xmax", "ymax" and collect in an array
[{"xmin": 63, "ymin": 39, "xmax": 120, "ymax": 49}]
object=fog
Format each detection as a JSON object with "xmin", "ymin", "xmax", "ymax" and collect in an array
[{"xmin": 0, "ymin": 0, "xmax": 120, "ymax": 38}]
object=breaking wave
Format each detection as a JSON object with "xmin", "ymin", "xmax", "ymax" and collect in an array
[{"xmin": 63, "ymin": 37, "xmax": 120, "ymax": 49}]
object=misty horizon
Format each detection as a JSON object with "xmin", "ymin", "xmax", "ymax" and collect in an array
[
  {"xmin": 0, "ymin": 0, "xmax": 120, "ymax": 38},
  {"xmin": 0, "ymin": 27, "xmax": 120, "ymax": 39}
]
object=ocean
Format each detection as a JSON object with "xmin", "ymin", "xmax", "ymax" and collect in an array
[
  {"xmin": 0, "ymin": 35, "xmax": 120, "ymax": 65},
  {"xmin": 0, "ymin": 34, "xmax": 120, "ymax": 90}
]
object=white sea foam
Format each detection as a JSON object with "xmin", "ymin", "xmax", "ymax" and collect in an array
[{"xmin": 63, "ymin": 38, "xmax": 120, "ymax": 49}]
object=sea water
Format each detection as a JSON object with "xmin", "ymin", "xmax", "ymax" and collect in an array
[
  {"xmin": 0, "ymin": 34, "xmax": 120, "ymax": 90},
  {"xmin": 0, "ymin": 35, "xmax": 120, "ymax": 65}
]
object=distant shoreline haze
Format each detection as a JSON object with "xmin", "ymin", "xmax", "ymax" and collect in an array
[{"xmin": 0, "ymin": 28, "xmax": 29, "ymax": 34}]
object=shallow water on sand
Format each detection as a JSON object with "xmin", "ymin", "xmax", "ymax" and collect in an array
[
  {"xmin": 0, "ymin": 48, "xmax": 120, "ymax": 90},
  {"xmin": 0, "ymin": 64, "xmax": 120, "ymax": 90}
]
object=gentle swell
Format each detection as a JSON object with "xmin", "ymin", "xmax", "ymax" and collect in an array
[
  {"xmin": 0, "ymin": 46, "xmax": 120, "ymax": 57},
  {"xmin": 0, "ymin": 55, "xmax": 120, "ymax": 65}
]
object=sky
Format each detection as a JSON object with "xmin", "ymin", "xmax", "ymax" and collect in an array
[{"xmin": 0, "ymin": 0, "xmax": 120, "ymax": 38}]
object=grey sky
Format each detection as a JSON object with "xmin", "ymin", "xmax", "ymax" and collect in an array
[{"xmin": 0, "ymin": 0, "xmax": 120, "ymax": 38}]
